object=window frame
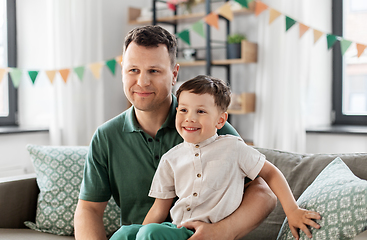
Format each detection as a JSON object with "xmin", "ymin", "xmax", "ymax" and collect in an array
[
  {"xmin": 0, "ymin": 0, "xmax": 17, "ymax": 126},
  {"xmin": 332, "ymin": 0, "xmax": 367, "ymax": 125}
]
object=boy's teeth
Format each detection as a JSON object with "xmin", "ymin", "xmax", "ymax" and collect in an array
[{"xmin": 186, "ymin": 127, "xmax": 197, "ymax": 130}]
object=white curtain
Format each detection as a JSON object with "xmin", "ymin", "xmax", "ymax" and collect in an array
[
  {"xmin": 17, "ymin": 0, "xmax": 105, "ymax": 146},
  {"xmin": 253, "ymin": 0, "xmax": 332, "ymax": 153},
  {"xmin": 49, "ymin": 0, "xmax": 104, "ymax": 146}
]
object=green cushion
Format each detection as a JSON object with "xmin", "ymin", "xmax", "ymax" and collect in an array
[
  {"xmin": 277, "ymin": 157, "xmax": 367, "ymax": 240},
  {"xmin": 25, "ymin": 145, "xmax": 121, "ymax": 236}
]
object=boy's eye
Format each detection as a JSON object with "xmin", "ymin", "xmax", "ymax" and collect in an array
[
  {"xmin": 198, "ymin": 110, "xmax": 206, "ymax": 114},
  {"xmin": 179, "ymin": 108, "xmax": 187, "ymax": 113}
]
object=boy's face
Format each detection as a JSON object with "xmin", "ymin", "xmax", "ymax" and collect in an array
[{"xmin": 176, "ymin": 91, "xmax": 227, "ymax": 144}]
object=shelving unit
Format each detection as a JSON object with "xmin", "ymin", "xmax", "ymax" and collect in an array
[{"xmin": 128, "ymin": 1, "xmax": 257, "ymax": 115}]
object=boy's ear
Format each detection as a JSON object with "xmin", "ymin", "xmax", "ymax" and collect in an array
[{"xmin": 216, "ymin": 112, "xmax": 228, "ymax": 130}]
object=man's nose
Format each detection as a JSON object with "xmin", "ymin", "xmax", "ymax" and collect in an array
[{"xmin": 137, "ymin": 72, "xmax": 150, "ymax": 87}]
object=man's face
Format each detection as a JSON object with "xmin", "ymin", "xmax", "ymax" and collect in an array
[
  {"xmin": 176, "ymin": 91, "xmax": 227, "ymax": 144},
  {"xmin": 122, "ymin": 42, "xmax": 179, "ymax": 112}
]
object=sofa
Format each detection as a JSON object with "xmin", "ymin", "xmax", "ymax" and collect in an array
[{"xmin": 0, "ymin": 145, "xmax": 366, "ymax": 240}]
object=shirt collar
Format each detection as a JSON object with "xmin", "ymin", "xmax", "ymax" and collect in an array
[
  {"xmin": 184, "ymin": 133, "xmax": 218, "ymax": 149},
  {"xmin": 122, "ymin": 94, "xmax": 177, "ymax": 132}
]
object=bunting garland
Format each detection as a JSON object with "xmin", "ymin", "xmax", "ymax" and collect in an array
[{"xmin": 1, "ymin": 0, "xmax": 366, "ymax": 88}]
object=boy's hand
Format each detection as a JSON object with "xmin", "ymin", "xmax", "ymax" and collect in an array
[{"xmin": 287, "ymin": 208, "xmax": 321, "ymax": 240}]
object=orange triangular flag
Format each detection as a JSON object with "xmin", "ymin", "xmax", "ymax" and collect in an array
[
  {"xmin": 255, "ymin": 1, "xmax": 268, "ymax": 16},
  {"xmin": 59, "ymin": 69, "xmax": 70, "ymax": 83},
  {"xmin": 299, "ymin": 23, "xmax": 310, "ymax": 38},
  {"xmin": 204, "ymin": 12, "xmax": 219, "ymax": 30},
  {"xmin": 269, "ymin": 8, "xmax": 281, "ymax": 24},
  {"xmin": 217, "ymin": 2, "xmax": 233, "ymax": 21},
  {"xmin": 89, "ymin": 62, "xmax": 104, "ymax": 79},
  {"xmin": 115, "ymin": 55, "xmax": 123, "ymax": 66},
  {"xmin": 313, "ymin": 29, "xmax": 324, "ymax": 44},
  {"xmin": 45, "ymin": 70, "xmax": 57, "ymax": 84},
  {"xmin": 0, "ymin": 68, "xmax": 7, "ymax": 83},
  {"xmin": 356, "ymin": 43, "xmax": 367, "ymax": 58}
]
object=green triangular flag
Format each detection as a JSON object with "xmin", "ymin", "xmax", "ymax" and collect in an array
[
  {"xmin": 192, "ymin": 21, "xmax": 205, "ymax": 38},
  {"xmin": 177, "ymin": 29, "xmax": 191, "ymax": 46},
  {"xmin": 327, "ymin": 34, "xmax": 338, "ymax": 49},
  {"xmin": 285, "ymin": 16, "xmax": 297, "ymax": 31},
  {"xmin": 28, "ymin": 71, "xmax": 39, "ymax": 84},
  {"xmin": 74, "ymin": 66, "xmax": 85, "ymax": 81},
  {"xmin": 106, "ymin": 59, "xmax": 117, "ymax": 75},
  {"xmin": 340, "ymin": 39, "xmax": 352, "ymax": 55},
  {"xmin": 9, "ymin": 68, "xmax": 22, "ymax": 88},
  {"xmin": 235, "ymin": 0, "xmax": 248, "ymax": 8}
]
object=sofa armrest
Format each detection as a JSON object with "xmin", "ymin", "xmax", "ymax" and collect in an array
[{"xmin": 0, "ymin": 174, "xmax": 39, "ymax": 228}]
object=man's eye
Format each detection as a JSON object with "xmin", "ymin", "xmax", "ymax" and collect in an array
[
  {"xmin": 150, "ymin": 69, "xmax": 159, "ymax": 73},
  {"xmin": 130, "ymin": 69, "xmax": 138, "ymax": 73}
]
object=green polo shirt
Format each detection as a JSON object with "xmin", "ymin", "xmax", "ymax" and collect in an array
[{"xmin": 79, "ymin": 95, "xmax": 239, "ymax": 225}]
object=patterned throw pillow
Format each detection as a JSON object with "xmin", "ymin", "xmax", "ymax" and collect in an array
[
  {"xmin": 25, "ymin": 145, "xmax": 121, "ymax": 236},
  {"xmin": 277, "ymin": 157, "xmax": 367, "ymax": 240}
]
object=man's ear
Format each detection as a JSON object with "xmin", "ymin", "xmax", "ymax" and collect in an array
[
  {"xmin": 216, "ymin": 112, "xmax": 228, "ymax": 130},
  {"xmin": 172, "ymin": 64, "xmax": 180, "ymax": 86}
]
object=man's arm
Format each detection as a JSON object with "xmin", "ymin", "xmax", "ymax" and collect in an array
[
  {"xmin": 74, "ymin": 199, "xmax": 108, "ymax": 240},
  {"xmin": 181, "ymin": 177, "xmax": 276, "ymax": 240}
]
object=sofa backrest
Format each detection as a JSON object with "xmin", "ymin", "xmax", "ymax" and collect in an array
[{"xmin": 241, "ymin": 148, "xmax": 367, "ymax": 240}]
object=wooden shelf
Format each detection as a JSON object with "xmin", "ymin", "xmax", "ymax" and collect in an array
[
  {"xmin": 178, "ymin": 41, "xmax": 257, "ymax": 66},
  {"xmin": 227, "ymin": 92, "xmax": 255, "ymax": 114},
  {"xmin": 128, "ymin": 3, "xmax": 254, "ymax": 25}
]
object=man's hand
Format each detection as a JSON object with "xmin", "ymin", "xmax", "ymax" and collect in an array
[
  {"xmin": 180, "ymin": 221, "xmax": 234, "ymax": 240},
  {"xmin": 287, "ymin": 207, "xmax": 321, "ymax": 240}
]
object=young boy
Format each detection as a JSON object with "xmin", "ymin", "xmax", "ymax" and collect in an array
[{"xmin": 110, "ymin": 75, "xmax": 321, "ymax": 240}]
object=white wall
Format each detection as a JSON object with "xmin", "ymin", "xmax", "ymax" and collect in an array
[
  {"xmin": 0, "ymin": 131, "xmax": 50, "ymax": 178},
  {"xmin": 306, "ymin": 133, "xmax": 367, "ymax": 154}
]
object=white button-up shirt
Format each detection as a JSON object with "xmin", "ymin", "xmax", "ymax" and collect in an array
[{"xmin": 149, "ymin": 134, "xmax": 266, "ymax": 225}]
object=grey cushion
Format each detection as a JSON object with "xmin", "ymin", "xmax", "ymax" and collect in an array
[{"xmin": 240, "ymin": 148, "xmax": 367, "ymax": 240}]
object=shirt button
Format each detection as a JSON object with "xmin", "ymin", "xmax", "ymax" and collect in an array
[
  {"xmin": 195, "ymin": 144, "xmax": 199, "ymax": 148},
  {"xmin": 148, "ymin": 138, "xmax": 153, "ymax": 142},
  {"xmin": 193, "ymin": 193, "xmax": 198, "ymax": 197},
  {"xmin": 187, "ymin": 207, "xmax": 191, "ymax": 211},
  {"xmin": 195, "ymin": 153, "xmax": 199, "ymax": 157},
  {"xmin": 197, "ymin": 173, "xmax": 201, "ymax": 178}
]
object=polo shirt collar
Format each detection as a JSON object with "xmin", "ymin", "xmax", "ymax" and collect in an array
[
  {"xmin": 122, "ymin": 94, "xmax": 177, "ymax": 132},
  {"xmin": 184, "ymin": 133, "xmax": 218, "ymax": 149}
]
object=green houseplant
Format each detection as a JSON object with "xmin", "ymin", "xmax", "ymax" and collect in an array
[{"xmin": 227, "ymin": 33, "xmax": 247, "ymax": 59}]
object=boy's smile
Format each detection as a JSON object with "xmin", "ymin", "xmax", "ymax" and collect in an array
[{"xmin": 176, "ymin": 91, "xmax": 227, "ymax": 144}]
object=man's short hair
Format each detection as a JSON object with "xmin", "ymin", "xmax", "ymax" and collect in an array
[
  {"xmin": 124, "ymin": 25, "xmax": 177, "ymax": 68},
  {"xmin": 176, "ymin": 75, "xmax": 231, "ymax": 112}
]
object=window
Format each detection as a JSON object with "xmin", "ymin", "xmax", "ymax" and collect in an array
[
  {"xmin": 0, "ymin": 0, "xmax": 17, "ymax": 126},
  {"xmin": 332, "ymin": 0, "xmax": 367, "ymax": 125}
]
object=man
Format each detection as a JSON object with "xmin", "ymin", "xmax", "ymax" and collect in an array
[{"xmin": 74, "ymin": 25, "xmax": 276, "ymax": 240}]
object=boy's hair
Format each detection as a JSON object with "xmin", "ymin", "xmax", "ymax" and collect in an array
[
  {"xmin": 176, "ymin": 75, "xmax": 231, "ymax": 112},
  {"xmin": 124, "ymin": 25, "xmax": 177, "ymax": 68}
]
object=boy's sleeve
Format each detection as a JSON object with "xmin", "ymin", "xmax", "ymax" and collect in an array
[{"xmin": 149, "ymin": 158, "xmax": 176, "ymax": 199}]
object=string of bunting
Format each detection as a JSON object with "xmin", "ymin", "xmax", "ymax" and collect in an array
[
  {"xmin": 172, "ymin": 0, "xmax": 367, "ymax": 57},
  {"xmin": 0, "ymin": 55, "xmax": 122, "ymax": 88},
  {"xmin": 1, "ymin": 0, "xmax": 366, "ymax": 88}
]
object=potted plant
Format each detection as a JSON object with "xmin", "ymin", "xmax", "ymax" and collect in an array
[{"xmin": 227, "ymin": 33, "xmax": 247, "ymax": 59}]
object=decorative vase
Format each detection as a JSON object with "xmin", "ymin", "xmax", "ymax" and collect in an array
[{"xmin": 226, "ymin": 43, "xmax": 241, "ymax": 59}]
